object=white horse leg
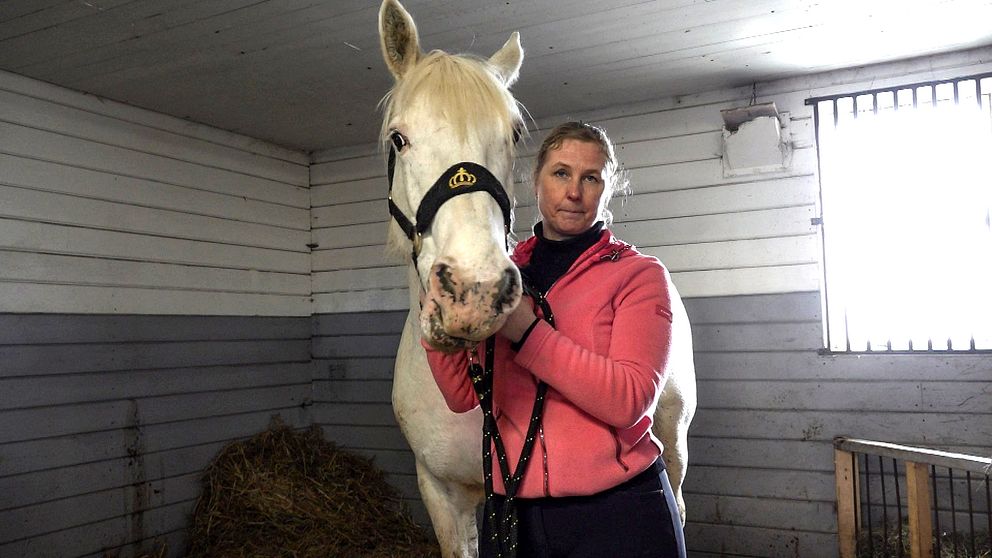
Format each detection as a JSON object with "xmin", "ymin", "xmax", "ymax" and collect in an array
[
  {"xmin": 661, "ymin": 424, "xmax": 690, "ymax": 525},
  {"xmin": 655, "ymin": 377, "xmax": 693, "ymax": 526},
  {"xmin": 416, "ymin": 459, "xmax": 484, "ymax": 558}
]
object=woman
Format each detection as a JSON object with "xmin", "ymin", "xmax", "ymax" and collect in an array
[{"xmin": 422, "ymin": 121, "xmax": 686, "ymax": 557}]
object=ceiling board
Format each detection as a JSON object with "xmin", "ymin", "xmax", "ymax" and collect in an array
[{"xmin": 1, "ymin": 0, "xmax": 991, "ymax": 152}]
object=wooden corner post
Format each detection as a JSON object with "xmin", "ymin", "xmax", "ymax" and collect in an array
[
  {"xmin": 835, "ymin": 447, "xmax": 859, "ymax": 558},
  {"xmin": 905, "ymin": 461, "xmax": 934, "ymax": 558}
]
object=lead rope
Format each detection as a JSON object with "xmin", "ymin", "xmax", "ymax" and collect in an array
[{"xmin": 470, "ymin": 283, "xmax": 554, "ymax": 558}]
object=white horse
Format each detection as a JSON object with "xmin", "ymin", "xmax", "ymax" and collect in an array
[{"xmin": 377, "ymin": 2, "xmax": 696, "ymax": 556}]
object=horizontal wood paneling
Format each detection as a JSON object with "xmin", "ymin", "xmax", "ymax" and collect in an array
[
  {"xmin": 1, "ymin": 441, "xmax": 221, "ymax": 509},
  {"xmin": 312, "ymin": 244, "xmax": 399, "ymax": 272},
  {"xmin": 0, "ymin": 87, "xmax": 307, "ymax": 185},
  {"xmin": 0, "ymin": 181, "xmax": 306, "ymax": 249},
  {"xmin": 698, "ymin": 379, "xmax": 992, "ymax": 414},
  {"xmin": 1, "ymin": 154, "xmax": 307, "ymax": 229},
  {"xmin": 2, "ymin": 472, "xmax": 199, "ymax": 543},
  {"xmin": 0, "ymin": 219, "xmax": 309, "ymax": 274},
  {"xmin": 685, "ymin": 523, "xmax": 837, "ymax": 556},
  {"xmin": 1, "ymin": 499, "xmax": 193, "ymax": 558},
  {"xmin": 0, "ymin": 71, "xmax": 307, "ymax": 165},
  {"xmin": 0, "ymin": 386, "xmax": 309, "ymax": 444},
  {"xmin": 0, "ymin": 74, "xmax": 310, "ymax": 316},
  {"xmin": 693, "ymin": 409, "xmax": 989, "ymax": 447},
  {"xmin": 1, "ymin": 339, "xmax": 309, "ymax": 378},
  {"xmin": 686, "ymin": 465, "xmax": 836, "ymax": 502},
  {"xmin": 0, "ymin": 313, "xmax": 309, "ymax": 344},
  {"xmin": 1, "ymin": 250, "xmax": 308, "ymax": 294},
  {"xmin": 1, "ymin": 407, "xmax": 311, "ymax": 478},
  {"xmin": 312, "ymin": 288, "xmax": 411, "ymax": 314},
  {"xmin": 0, "ymin": 121, "xmax": 307, "ymax": 207},
  {"xmin": 0, "ymin": 363, "xmax": 310, "ymax": 412},
  {"xmin": 0, "ymin": 312, "xmax": 312, "ymax": 556},
  {"xmin": 323, "ymin": 357, "xmax": 396, "ymax": 380},
  {"xmin": 315, "ymin": 401, "xmax": 395, "ymax": 423}
]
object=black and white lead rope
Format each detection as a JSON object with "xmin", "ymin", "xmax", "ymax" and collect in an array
[{"xmin": 470, "ymin": 282, "xmax": 553, "ymax": 558}]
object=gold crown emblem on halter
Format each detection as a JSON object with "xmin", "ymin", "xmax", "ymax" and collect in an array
[{"xmin": 448, "ymin": 167, "xmax": 477, "ymax": 189}]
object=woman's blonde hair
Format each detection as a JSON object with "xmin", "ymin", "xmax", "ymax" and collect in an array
[{"xmin": 533, "ymin": 121, "xmax": 630, "ymax": 224}]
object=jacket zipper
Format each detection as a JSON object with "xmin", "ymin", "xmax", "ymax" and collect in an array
[{"xmin": 530, "ymin": 239, "xmax": 631, "ymax": 495}]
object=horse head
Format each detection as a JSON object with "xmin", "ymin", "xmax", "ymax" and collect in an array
[{"xmin": 379, "ymin": 0, "xmax": 524, "ymax": 352}]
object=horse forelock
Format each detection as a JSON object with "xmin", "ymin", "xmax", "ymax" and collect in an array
[
  {"xmin": 381, "ymin": 50, "xmax": 522, "ymax": 145},
  {"xmin": 381, "ymin": 50, "xmax": 523, "ymax": 257}
]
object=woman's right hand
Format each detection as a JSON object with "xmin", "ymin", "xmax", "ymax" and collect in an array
[{"xmin": 499, "ymin": 295, "xmax": 538, "ymax": 344}]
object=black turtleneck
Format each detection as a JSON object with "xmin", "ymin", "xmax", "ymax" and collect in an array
[{"xmin": 520, "ymin": 221, "xmax": 604, "ymax": 295}]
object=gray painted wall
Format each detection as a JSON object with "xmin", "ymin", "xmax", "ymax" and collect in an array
[
  {"xmin": 0, "ymin": 314, "xmax": 313, "ymax": 557},
  {"xmin": 5, "ymin": 304, "xmax": 984, "ymax": 558},
  {"xmin": 312, "ymin": 292, "xmax": 992, "ymax": 557}
]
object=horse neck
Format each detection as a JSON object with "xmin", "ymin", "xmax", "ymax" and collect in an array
[{"xmin": 405, "ymin": 264, "xmax": 421, "ymax": 324}]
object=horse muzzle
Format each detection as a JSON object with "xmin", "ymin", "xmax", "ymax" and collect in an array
[{"xmin": 420, "ymin": 261, "xmax": 521, "ymax": 352}]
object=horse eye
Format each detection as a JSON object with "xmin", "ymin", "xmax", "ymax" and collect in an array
[
  {"xmin": 512, "ymin": 127, "xmax": 521, "ymax": 144},
  {"xmin": 390, "ymin": 131, "xmax": 408, "ymax": 151}
]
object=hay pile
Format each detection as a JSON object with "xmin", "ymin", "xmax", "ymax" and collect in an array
[{"xmin": 187, "ymin": 418, "xmax": 440, "ymax": 558}]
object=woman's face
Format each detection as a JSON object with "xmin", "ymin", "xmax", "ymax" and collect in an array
[{"xmin": 534, "ymin": 139, "xmax": 609, "ymax": 241}]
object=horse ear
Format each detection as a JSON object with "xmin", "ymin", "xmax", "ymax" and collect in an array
[
  {"xmin": 379, "ymin": 0, "xmax": 421, "ymax": 80},
  {"xmin": 489, "ymin": 32, "xmax": 523, "ymax": 87}
]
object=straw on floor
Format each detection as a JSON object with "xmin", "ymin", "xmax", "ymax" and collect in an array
[{"xmin": 187, "ymin": 417, "xmax": 440, "ymax": 557}]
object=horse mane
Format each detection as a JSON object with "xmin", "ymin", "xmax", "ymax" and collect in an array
[{"xmin": 380, "ymin": 50, "xmax": 524, "ymax": 256}]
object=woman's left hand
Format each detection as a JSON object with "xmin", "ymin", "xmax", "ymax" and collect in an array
[{"xmin": 499, "ymin": 295, "xmax": 538, "ymax": 343}]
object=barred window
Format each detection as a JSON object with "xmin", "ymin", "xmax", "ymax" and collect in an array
[{"xmin": 809, "ymin": 74, "xmax": 992, "ymax": 352}]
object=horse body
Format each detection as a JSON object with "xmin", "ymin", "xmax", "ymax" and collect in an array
[
  {"xmin": 379, "ymin": 2, "xmax": 522, "ymax": 554},
  {"xmin": 377, "ymin": 2, "xmax": 695, "ymax": 555}
]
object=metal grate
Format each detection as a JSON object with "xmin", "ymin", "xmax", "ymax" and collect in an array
[
  {"xmin": 807, "ymin": 73, "xmax": 992, "ymax": 353},
  {"xmin": 835, "ymin": 437, "xmax": 992, "ymax": 558}
]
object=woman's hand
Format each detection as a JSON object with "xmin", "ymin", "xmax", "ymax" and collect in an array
[{"xmin": 499, "ymin": 295, "xmax": 538, "ymax": 343}]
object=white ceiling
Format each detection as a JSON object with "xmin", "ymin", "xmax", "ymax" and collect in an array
[{"xmin": 3, "ymin": 0, "xmax": 991, "ymax": 152}]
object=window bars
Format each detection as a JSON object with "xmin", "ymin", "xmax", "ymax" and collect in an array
[
  {"xmin": 834, "ymin": 437, "xmax": 992, "ymax": 558},
  {"xmin": 807, "ymin": 73, "xmax": 992, "ymax": 353}
]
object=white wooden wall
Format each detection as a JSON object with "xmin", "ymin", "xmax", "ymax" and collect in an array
[
  {"xmin": 0, "ymin": 70, "xmax": 314, "ymax": 558},
  {"xmin": 0, "ymin": 70, "xmax": 311, "ymax": 316}
]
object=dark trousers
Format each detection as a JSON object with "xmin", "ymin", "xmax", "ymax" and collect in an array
[{"xmin": 481, "ymin": 459, "xmax": 683, "ymax": 558}]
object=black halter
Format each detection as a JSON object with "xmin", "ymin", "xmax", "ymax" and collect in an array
[{"xmin": 386, "ymin": 146, "xmax": 513, "ymax": 266}]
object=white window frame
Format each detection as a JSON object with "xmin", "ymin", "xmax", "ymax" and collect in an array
[{"xmin": 809, "ymin": 73, "xmax": 992, "ymax": 353}]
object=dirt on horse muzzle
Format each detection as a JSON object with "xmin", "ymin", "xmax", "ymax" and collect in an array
[{"xmin": 421, "ymin": 260, "xmax": 521, "ymax": 351}]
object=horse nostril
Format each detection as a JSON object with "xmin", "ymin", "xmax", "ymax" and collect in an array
[
  {"xmin": 433, "ymin": 262, "xmax": 457, "ymax": 298},
  {"xmin": 492, "ymin": 267, "xmax": 520, "ymax": 312}
]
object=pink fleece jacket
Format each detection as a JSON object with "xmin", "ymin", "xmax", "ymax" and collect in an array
[{"xmin": 422, "ymin": 229, "xmax": 676, "ymax": 498}]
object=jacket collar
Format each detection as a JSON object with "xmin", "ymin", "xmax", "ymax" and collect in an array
[{"xmin": 511, "ymin": 227, "xmax": 631, "ymax": 268}]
